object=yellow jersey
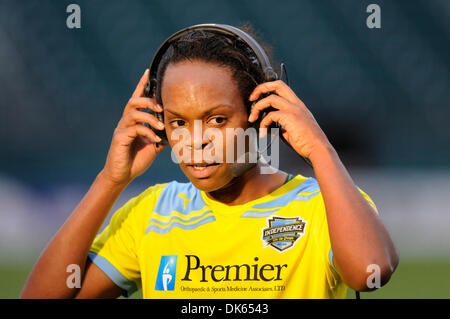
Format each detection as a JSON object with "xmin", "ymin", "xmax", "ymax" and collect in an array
[{"xmin": 88, "ymin": 174, "xmax": 378, "ymax": 299}]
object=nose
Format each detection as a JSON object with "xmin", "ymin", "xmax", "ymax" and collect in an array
[
  {"xmin": 194, "ymin": 142, "xmax": 209, "ymax": 150},
  {"xmin": 187, "ymin": 119, "xmax": 211, "ymax": 150}
]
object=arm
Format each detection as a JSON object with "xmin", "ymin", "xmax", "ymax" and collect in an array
[
  {"xmin": 309, "ymin": 143, "xmax": 398, "ymax": 291},
  {"xmin": 21, "ymin": 69, "xmax": 166, "ymax": 298},
  {"xmin": 21, "ymin": 172, "xmax": 128, "ymax": 298},
  {"xmin": 249, "ymin": 80, "xmax": 399, "ymax": 292}
]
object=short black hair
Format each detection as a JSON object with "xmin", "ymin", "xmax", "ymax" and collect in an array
[{"xmin": 155, "ymin": 24, "xmax": 275, "ymax": 112}]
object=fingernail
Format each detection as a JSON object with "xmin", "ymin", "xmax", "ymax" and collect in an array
[
  {"xmin": 156, "ymin": 104, "xmax": 163, "ymax": 111},
  {"xmin": 158, "ymin": 122, "xmax": 165, "ymax": 129}
]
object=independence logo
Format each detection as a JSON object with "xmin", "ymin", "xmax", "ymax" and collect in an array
[
  {"xmin": 262, "ymin": 216, "xmax": 307, "ymax": 252},
  {"xmin": 155, "ymin": 255, "xmax": 178, "ymax": 291}
]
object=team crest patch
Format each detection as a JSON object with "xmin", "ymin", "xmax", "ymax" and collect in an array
[{"xmin": 262, "ymin": 216, "xmax": 307, "ymax": 252}]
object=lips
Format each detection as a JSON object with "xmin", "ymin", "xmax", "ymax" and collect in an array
[{"xmin": 185, "ymin": 162, "xmax": 220, "ymax": 179}]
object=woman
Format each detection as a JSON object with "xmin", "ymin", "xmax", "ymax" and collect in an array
[{"xmin": 21, "ymin": 24, "xmax": 398, "ymax": 299}]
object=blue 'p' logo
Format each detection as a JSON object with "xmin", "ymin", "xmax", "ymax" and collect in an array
[{"xmin": 155, "ymin": 255, "xmax": 177, "ymax": 291}]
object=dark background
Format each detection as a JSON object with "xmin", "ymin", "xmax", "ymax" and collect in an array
[{"xmin": 1, "ymin": 0, "xmax": 448, "ymax": 186}]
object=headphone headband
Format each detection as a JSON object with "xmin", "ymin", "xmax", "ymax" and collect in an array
[{"xmin": 146, "ymin": 23, "xmax": 278, "ymax": 97}]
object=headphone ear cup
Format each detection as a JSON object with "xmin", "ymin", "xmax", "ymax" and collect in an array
[
  {"xmin": 250, "ymin": 93, "xmax": 280, "ymax": 134},
  {"xmin": 144, "ymin": 81, "xmax": 151, "ymax": 97},
  {"xmin": 141, "ymin": 81, "xmax": 168, "ymax": 144},
  {"xmin": 152, "ymin": 108, "xmax": 168, "ymax": 144}
]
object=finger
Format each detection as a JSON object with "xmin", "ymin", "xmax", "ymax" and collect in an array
[
  {"xmin": 123, "ymin": 96, "xmax": 162, "ymax": 117},
  {"xmin": 248, "ymin": 94, "xmax": 291, "ymax": 123},
  {"xmin": 115, "ymin": 124, "xmax": 162, "ymax": 146},
  {"xmin": 141, "ymin": 136, "xmax": 168, "ymax": 151},
  {"xmin": 119, "ymin": 109, "xmax": 165, "ymax": 131},
  {"xmin": 131, "ymin": 69, "xmax": 150, "ymax": 98},
  {"xmin": 249, "ymin": 80, "xmax": 302, "ymax": 105},
  {"xmin": 258, "ymin": 111, "xmax": 284, "ymax": 138}
]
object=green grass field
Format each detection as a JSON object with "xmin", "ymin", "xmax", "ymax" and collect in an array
[{"xmin": 2, "ymin": 259, "xmax": 449, "ymax": 299}]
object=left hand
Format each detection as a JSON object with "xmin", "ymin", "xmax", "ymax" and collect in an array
[{"xmin": 248, "ymin": 80, "xmax": 331, "ymax": 160}]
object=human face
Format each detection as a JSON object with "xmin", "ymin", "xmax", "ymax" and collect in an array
[{"xmin": 161, "ymin": 60, "xmax": 250, "ymax": 192}]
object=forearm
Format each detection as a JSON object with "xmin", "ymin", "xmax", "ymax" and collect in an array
[
  {"xmin": 21, "ymin": 170, "xmax": 128, "ymax": 298},
  {"xmin": 309, "ymin": 143, "xmax": 398, "ymax": 291}
]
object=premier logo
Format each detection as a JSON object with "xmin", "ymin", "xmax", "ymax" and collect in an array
[
  {"xmin": 181, "ymin": 255, "xmax": 287, "ymax": 282},
  {"xmin": 155, "ymin": 255, "xmax": 288, "ymax": 291}
]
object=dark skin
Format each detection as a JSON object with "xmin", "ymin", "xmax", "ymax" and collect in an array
[
  {"xmin": 21, "ymin": 60, "xmax": 398, "ymax": 298},
  {"xmin": 161, "ymin": 60, "xmax": 288, "ymax": 204}
]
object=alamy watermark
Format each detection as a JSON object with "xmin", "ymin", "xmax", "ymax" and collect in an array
[
  {"xmin": 168, "ymin": 121, "xmax": 280, "ymax": 175},
  {"xmin": 66, "ymin": 264, "xmax": 81, "ymax": 289},
  {"xmin": 66, "ymin": 4, "xmax": 81, "ymax": 29},
  {"xmin": 366, "ymin": 263, "xmax": 381, "ymax": 289},
  {"xmin": 366, "ymin": 4, "xmax": 381, "ymax": 29}
]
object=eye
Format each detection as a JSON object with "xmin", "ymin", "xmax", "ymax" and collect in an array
[
  {"xmin": 208, "ymin": 116, "xmax": 227, "ymax": 126},
  {"xmin": 170, "ymin": 119, "xmax": 186, "ymax": 128}
]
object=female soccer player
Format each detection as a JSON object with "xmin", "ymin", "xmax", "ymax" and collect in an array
[{"xmin": 21, "ymin": 25, "xmax": 398, "ymax": 299}]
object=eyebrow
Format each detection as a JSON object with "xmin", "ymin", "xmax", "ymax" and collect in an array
[{"xmin": 164, "ymin": 104, "xmax": 233, "ymax": 118}]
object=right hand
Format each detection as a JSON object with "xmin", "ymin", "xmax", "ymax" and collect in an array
[{"xmin": 101, "ymin": 69, "xmax": 167, "ymax": 186}]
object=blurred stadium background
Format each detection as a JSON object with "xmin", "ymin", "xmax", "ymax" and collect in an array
[{"xmin": 0, "ymin": 0, "xmax": 449, "ymax": 298}]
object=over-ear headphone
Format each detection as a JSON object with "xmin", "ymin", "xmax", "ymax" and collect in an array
[{"xmin": 143, "ymin": 23, "xmax": 281, "ymax": 145}]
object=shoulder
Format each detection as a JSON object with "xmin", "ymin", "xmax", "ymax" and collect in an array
[
  {"xmin": 109, "ymin": 180, "xmax": 198, "ymax": 227},
  {"xmin": 152, "ymin": 180, "xmax": 198, "ymax": 200},
  {"xmin": 300, "ymin": 176, "xmax": 378, "ymax": 215},
  {"xmin": 124, "ymin": 181, "xmax": 170, "ymax": 209},
  {"xmin": 244, "ymin": 174, "xmax": 320, "ymax": 217},
  {"xmin": 280, "ymin": 174, "xmax": 321, "ymax": 204},
  {"xmin": 129, "ymin": 180, "xmax": 197, "ymax": 208},
  {"xmin": 292, "ymin": 175, "xmax": 321, "ymax": 198},
  {"xmin": 152, "ymin": 180, "xmax": 208, "ymax": 217}
]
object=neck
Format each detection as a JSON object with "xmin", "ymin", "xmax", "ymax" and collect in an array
[{"xmin": 206, "ymin": 162, "xmax": 288, "ymax": 206}]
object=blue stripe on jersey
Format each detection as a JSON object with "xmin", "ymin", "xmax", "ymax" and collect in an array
[
  {"xmin": 240, "ymin": 209, "xmax": 281, "ymax": 218},
  {"xmin": 87, "ymin": 252, "xmax": 137, "ymax": 296},
  {"xmin": 148, "ymin": 210, "xmax": 213, "ymax": 226},
  {"xmin": 329, "ymin": 248, "xmax": 338, "ymax": 273},
  {"xmin": 293, "ymin": 190, "xmax": 321, "ymax": 202},
  {"xmin": 153, "ymin": 181, "xmax": 207, "ymax": 216},
  {"xmin": 146, "ymin": 215, "xmax": 216, "ymax": 234},
  {"xmin": 249, "ymin": 177, "xmax": 320, "ymax": 210}
]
